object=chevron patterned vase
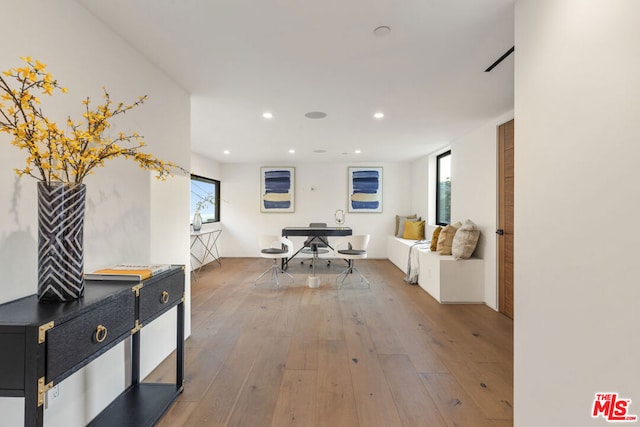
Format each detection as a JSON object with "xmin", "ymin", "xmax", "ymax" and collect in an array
[{"xmin": 37, "ymin": 182, "xmax": 86, "ymax": 303}]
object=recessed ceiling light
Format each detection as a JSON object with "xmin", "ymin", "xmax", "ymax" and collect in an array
[
  {"xmin": 223, "ymin": 150, "xmax": 230, "ymax": 155},
  {"xmin": 373, "ymin": 25, "xmax": 391, "ymax": 37},
  {"xmin": 374, "ymin": 112, "xmax": 385, "ymax": 119},
  {"xmin": 355, "ymin": 149, "xmax": 362, "ymax": 154},
  {"xmin": 305, "ymin": 111, "xmax": 327, "ymax": 119},
  {"xmin": 289, "ymin": 149, "xmax": 295, "ymax": 154},
  {"xmin": 262, "ymin": 112, "xmax": 273, "ymax": 119}
]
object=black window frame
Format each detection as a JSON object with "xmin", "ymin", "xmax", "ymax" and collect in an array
[
  {"xmin": 435, "ymin": 150, "xmax": 451, "ymax": 226},
  {"xmin": 190, "ymin": 173, "xmax": 220, "ymax": 224}
]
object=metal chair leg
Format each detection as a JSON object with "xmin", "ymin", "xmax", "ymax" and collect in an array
[
  {"xmin": 335, "ymin": 261, "xmax": 370, "ymax": 289},
  {"xmin": 255, "ymin": 259, "xmax": 294, "ymax": 288}
]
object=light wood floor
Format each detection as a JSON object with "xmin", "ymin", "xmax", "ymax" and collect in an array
[{"xmin": 148, "ymin": 257, "xmax": 513, "ymax": 427}]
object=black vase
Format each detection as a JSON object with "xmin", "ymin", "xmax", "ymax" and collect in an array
[{"xmin": 37, "ymin": 182, "xmax": 86, "ymax": 303}]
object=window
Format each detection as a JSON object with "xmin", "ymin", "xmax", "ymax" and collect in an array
[
  {"xmin": 190, "ymin": 174, "xmax": 220, "ymax": 223},
  {"xmin": 436, "ymin": 150, "xmax": 451, "ymax": 225}
]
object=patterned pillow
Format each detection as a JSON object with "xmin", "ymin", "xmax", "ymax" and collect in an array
[
  {"xmin": 452, "ymin": 219, "xmax": 481, "ymax": 259},
  {"xmin": 395, "ymin": 214, "xmax": 417, "ymax": 236},
  {"xmin": 430, "ymin": 226, "xmax": 442, "ymax": 251},
  {"xmin": 403, "ymin": 220, "xmax": 425, "ymax": 240},
  {"xmin": 436, "ymin": 221, "xmax": 462, "ymax": 255}
]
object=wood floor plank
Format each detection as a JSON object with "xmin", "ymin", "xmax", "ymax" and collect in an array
[
  {"xmin": 285, "ymin": 304, "xmax": 320, "ymax": 370},
  {"xmin": 187, "ymin": 287, "xmax": 261, "ymax": 351},
  {"xmin": 443, "ymin": 358, "xmax": 513, "ymax": 421},
  {"xmin": 317, "ymin": 290, "xmax": 345, "ymax": 342},
  {"xmin": 315, "ymin": 340, "xmax": 359, "ymax": 427},
  {"xmin": 420, "ymin": 372, "xmax": 496, "ymax": 427},
  {"xmin": 338, "ymin": 297, "xmax": 404, "ymax": 427},
  {"xmin": 372, "ymin": 284, "xmax": 449, "ymax": 374},
  {"xmin": 225, "ymin": 335, "xmax": 291, "ymax": 426},
  {"xmin": 357, "ymin": 292, "xmax": 406, "ymax": 355},
  {"xmin": 181, "ymin": 331, "xmax": 269, "ymax": 426},
  {"xmin": 271, "ymin": 370, "xmax": 317, "ymax": 426},
  {"xmin": 144, "ymin": 346, "xmax": 224, "ymax": 403},
  {"xmin": 268, "ymin": 287, "xmax": 304, "ymax": 337},
  {"xmin": 379, "ymin": 354, "xmax": 448, "ymax": 427},
  {"xmin": 176, "ymin": 348, "xmax": 226, "ymax": 402},
  {"xmin": 153, "ymin": 258, "xmax": 513, "ymax": 427}
]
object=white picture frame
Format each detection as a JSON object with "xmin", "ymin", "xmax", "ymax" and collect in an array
[{"xmin": 348, "ymin": 166, "xmax": 383, "ymax": 213}]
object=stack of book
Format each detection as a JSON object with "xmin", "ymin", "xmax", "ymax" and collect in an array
[{"xmin": 85, "ymin": 264, "xmax": 172, "ymax": 281}]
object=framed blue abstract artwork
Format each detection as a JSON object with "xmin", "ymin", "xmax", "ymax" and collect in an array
[
  {"xmin": 260, "ymin": 167, "xmax": 295, "ymax": 212},
  {"xmin": 348, "ymin": 166, "xmax": 383, "ymax": 213}
]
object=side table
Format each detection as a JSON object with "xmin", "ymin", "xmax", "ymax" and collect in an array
[{"xmin": 190, "ymin": 229, "xmax": 222, "ymax": 280}]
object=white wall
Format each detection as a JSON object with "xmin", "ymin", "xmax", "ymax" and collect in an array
[
  {"xmin": 515, "ymin": 1, "xmax": 640, "ymax": 426},
  {"xmin": 410, "ymin": 110, "xmax": 512, "ymax": 311},
  {"xmin": 410, "ymin": 155, "xmax": 430, "ymax": 223},
  {"xmin": 220, "ymin": 162, "xmax": 412, "ymax": 258},
  {"xmin": 0, "ymin": 2, "xmax": 190, "ymax": 425},
  {"xmin": 192, "ymin": 152, "xmax": 222, "ymax": 181},
  {"xmin": 451, "ymin": 111, "xmax": 513, "ymax": 309}
]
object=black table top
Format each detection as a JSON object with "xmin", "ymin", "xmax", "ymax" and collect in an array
[
  {"xmin": 281, "ymin": 227, "xmax": 352, "ymax": 237},
  {"xmin": 0, "ymin": 266, "xmax": 183, "ymax": 326}
]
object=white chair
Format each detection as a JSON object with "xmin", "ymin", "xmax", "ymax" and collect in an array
[
  {"xmin": 332, "ymin": 234, "xmax": 370, "ymax": 288},
  {"xmin": 255, "ymin": 235, "xmax": 295, "ymax": 288}
]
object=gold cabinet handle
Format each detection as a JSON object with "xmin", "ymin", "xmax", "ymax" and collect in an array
[
  {"xmin": 160, "ymin": 291, "xmax": 169, "ymax": 304},
  {"xmin": 95, "ymin": 324, "xmax": 108, "ymax": 343}
]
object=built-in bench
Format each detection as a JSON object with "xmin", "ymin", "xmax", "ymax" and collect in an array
[{"xmin": 387, "ymin": 236, "xmax": 484, "ymax": 304}]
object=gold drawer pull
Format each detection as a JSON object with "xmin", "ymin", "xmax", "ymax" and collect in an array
[
  {"xmin": 95, "ymin": 325, "xmax": 108, "ymax": 343},
  {"xmin": 160, "ymin": 291, "xmax": 169, "ymax": 304}
]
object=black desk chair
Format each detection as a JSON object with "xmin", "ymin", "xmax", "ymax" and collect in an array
[{"xmin": 301, "ymin": 222, "xmax": 331, "ymax": 268}]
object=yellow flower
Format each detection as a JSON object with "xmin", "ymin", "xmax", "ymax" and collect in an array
[
  {"xmin": 34, "ymin": 60, "xmax": 46, "ymax": 71},
  {"xmin": 1, "ymin": 57, "xmax": 179, "ymax": 184}
]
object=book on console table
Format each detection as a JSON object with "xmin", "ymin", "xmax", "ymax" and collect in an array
[{"xmin": 85, "ymin": 264, "xmax": 172, "ymax": 281}]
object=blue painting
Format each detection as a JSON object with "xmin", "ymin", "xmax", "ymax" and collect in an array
[
  {"xmin": 349, "ymin": 167, "xmax": 383, "ymax": 212},
  {"xmin": 261, "ymin": 167, "xmax": 295, "ymax": 212}
]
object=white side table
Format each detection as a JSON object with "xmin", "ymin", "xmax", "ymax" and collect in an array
[{"xmin": 190, "ymin": 229, "xmax": 222, "ymax": 280}]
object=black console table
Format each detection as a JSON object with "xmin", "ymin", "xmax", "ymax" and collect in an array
[{"xmin": 0, "ymin": 266, "xmax": 185, "ymax": 427}]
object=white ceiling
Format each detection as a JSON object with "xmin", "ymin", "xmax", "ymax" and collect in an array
[{"xmin": 78, "ymin": 0, "xmax": 514, "ymax": 164}]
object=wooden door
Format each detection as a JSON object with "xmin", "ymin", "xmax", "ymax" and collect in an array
[{"xmin": 498, "ymin": 119, "xmax": 514, "ymax": 319}]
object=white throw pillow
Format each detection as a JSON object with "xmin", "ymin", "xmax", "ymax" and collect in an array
[{"xmin": 451, "ymin": 219, "xmax": 481, "ymax": 259}]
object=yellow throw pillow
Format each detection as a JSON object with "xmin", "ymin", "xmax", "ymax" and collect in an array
[
  {"xmin": 430, "ymin": 226, "xmax": 442, "ymax": 251},
  {"xmin": 436, "ymin": 221, "xmax": 462, "ymax": 255},
  {"xmin": 403, "ymin": 220, "xmax": 425, "ymax": 240}
]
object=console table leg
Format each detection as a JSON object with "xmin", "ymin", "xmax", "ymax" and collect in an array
[
  {"xmin": 132, "ymin": 333, "xmax": 140, "ymax": 386},
  {"xmin": 177, "ymin": 301, "xmax": 185, "ymax": 390}
]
